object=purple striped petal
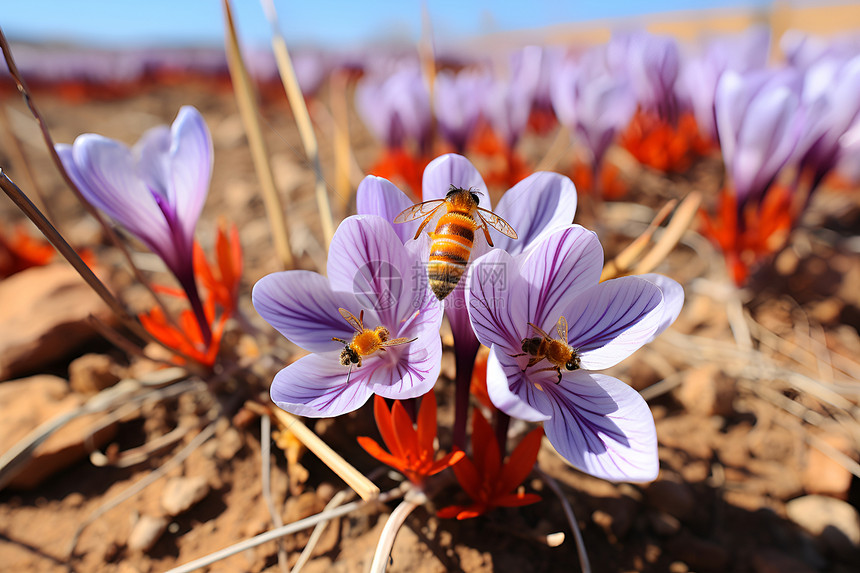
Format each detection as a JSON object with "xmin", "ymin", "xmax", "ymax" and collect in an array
[
  {"xmin": 538, "ymin": 372, "xmax": 658, "ymax": 482},
  {"xmin": 467, "ymin": 248, "xmax": 529, "ymax": 355},
  {"xmin": 638, "ymin": 273, "xmax": 684, "ymax": 340},
  {"xmin": 568, "ymin": 277, "xmax": 664, "ymax": 370},
  {"xmin": 166, "ymin": 106, "xmax": 213, "ymax": 243},
  {"xmin": 486, "ymin": 346, "xmax": 549, "ymax": 422},
  {"xmin": 270, "ymin": 353, "xmax": 375, "ymax": 417},
  {"xmin": 356, "ymin": 175, "xmax": 418, "ymax": 243},
  {"xmin": 365, "ymin": 329, "xmax": 442, "ymax": 400},
  {"xmin": 492, "ymin": 172, "xmax": 578, "ymax": 254},
  {"xmin": 59, "ymin": 136, "xmax": 176, "ymax": 265},
  {"xmin": 251, "ymin": 270, "xmax": 357, "ymax": 353},
  {"xmin": 326, "ymin": 215, "xmax": 441, "ymax": 330},
  {"xmin": 421, "ymin": 154, "xmax": 488, "ymax": 203},
  {"xmin": 519, "ymin": 226, "xmax": 604, "ymax": 331}
]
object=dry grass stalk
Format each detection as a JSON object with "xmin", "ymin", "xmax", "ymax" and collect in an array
[
  {"xmin": 260, "ymin": 0, "xmax": 335, "ymax": 248},
  {"xmin": 222, "ymin": 0, "xmax": 294, "ymax": 269}
]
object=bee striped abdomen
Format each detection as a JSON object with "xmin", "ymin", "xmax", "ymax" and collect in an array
[{"xmin": 428, "ymin": 211, "xmax": 476, "ymax": 300}]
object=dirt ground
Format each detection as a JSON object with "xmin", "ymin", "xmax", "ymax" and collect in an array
[{"xmin": 1, "ymin": 69, "xmax": 859, "ymax": 573}]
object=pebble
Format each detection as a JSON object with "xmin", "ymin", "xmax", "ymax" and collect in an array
[
  {"xmin": 0, "ymin": 264, "xmax": 112, "ymax": 380},
  {"xmin": 127, "ymin": 515, "xmax": 168, "ymax": 553},
  {"xmin": 0, "ymin": 374, "xmax": 117, "ymax": 489},
  {"xmin": 161, "ymin": 476, "xmax": 210, "ymax": 516},
  {"xmin": 68, "ymin": 353, "xmax": 121, "ymax": 394},
  {"xmin": 785, "ymin": 495, "xmax": 860, "ymax": 557},
  {"xmin": 646, "ymin": 474, "xmax": 695, "ymax": 521}
]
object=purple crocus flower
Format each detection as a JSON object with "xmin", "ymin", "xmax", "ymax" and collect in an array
[
  {"xmin": 434, "ymin": 68, "xmax": 493, "ymax": 152},
  {"xmin": 57, "ymin": 105, "xmax": 213, "ymax": 342},
  {"xmin": 252, "ymin": 215, "xmax": 443, "ymax": 418},
  {"xmin": 608, "ymin": 31, "xmax": 680, "ymax": 122},
  {"xmin": 355, "ymin": 61, "xmax": 432, "ymax": 153},
  {"xmin": 796, "ymin": 53, "xmax": 860, "ymax": 191},
  {"xmin": 676, "ymin": 26, "xmax": 770, "ymax": 141},
  {"xmin": 551, "ymin": 46, "xmax": 637, "ymax": 169},
  {"xmin": 715, "ymin": 68, "xmax": 806, "ymax": 205},
  {"xmin": 357, "ymin": 153, "xmax": 578, "ymax": 445},
  {"xmin": 466, "ymin": 226, "xmax": 683, "ymax": 482}
]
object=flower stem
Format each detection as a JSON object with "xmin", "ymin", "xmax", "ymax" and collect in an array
[
  {"xmin": 493, "ymin": 410, "xmax": 510, "ymax": 459},
  {"xmin": 179, "ymin": 267, "xmax": 212, "ymax": 348},
  {"xmin": 452, "ymin": 340, "xmax": 479, "ymax": 450},
  {"xmin": 369, "ymin": 490, "xmax": 426, "ymax": 573}
]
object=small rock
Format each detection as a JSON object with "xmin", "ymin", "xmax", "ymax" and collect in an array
[
  {"xmin": 648, "ymin": 510, "xmax": 681, "ymax": 536},
  {"xmin": 68, "ymin": 353, "xmax": 121, "ymax": 394},
  {"xmin": 215, "ymin": 427, "xmax": 244, "ymax": 460},
  {"xmin": 667, "ymin": 532, "xmax": 728, "ymax": 572},
  {"xmin": 785, "ymin": 495, "xmax": 860, "ymax": 557},
  {"xmin": 674, "ymin": 364, "xmax": 734, "ymax": 417},
  {"xmin": 0, "ymin": 375, "xmax": 117, "ymax": 489},
  {"xmin": 752, "ymin": 548, "xmax": 818, "ymax": 573},
  {"xmin": 646, "ymin": 474, "xmax": 695, "ymax": 521},
  {"xmin": 0, "ymin": 264, "xmax": 113, "ymax": 380},
  {"xmin": 161, "ymin": 476, "xmax": 210, "ymax": 516},
  {"xmin": 127, "ymin": 515, "xmax": 168, "ymax": 553},
  {"xmin": 802, "ymin": 432, "xmax": 854, "ymax": 498}
]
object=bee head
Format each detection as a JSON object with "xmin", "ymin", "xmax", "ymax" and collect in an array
[
  {"xmin": 565, "ymin": 355, "xmax": 581, "ymax": 371},
  {"xmin": 446, "ymin": 185, "xmax": 481, "ymax": 207},
  {"xmin": 340, "ymin": 346, "xmax": 360, "ymax": 366}
]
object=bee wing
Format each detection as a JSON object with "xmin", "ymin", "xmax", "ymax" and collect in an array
[
  {"xmin": 393, "ymin": 200, "xmax": 446, "ymax": 224},
  {"xmin": 555, "ymin": 316, "xmax": 568, "ymax": 342},
  {"xmin": 526, "ymin": 321, "xmax": 551, "ymax": 340},
  {"xmin": 338, "ymin": 308, "xmax": 363, "ymax": 333},
  {"xmin": 380, "ymin": 336, "xmax": 417, "ymax": 347},
  {"xmin": 476, "ymin": 207, "xmax": 518, "ymax": 239}
]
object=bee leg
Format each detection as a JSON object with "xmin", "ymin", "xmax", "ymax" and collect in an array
[
  {"xmin": 529, "ymin": 366, "xmax": 564, "ymax": 384},
  {"xmin": 509, "ymin": 352, "xmax": 526, "ymax": 358}
]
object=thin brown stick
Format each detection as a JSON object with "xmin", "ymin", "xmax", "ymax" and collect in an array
[
  {"xmin": 267, "ymin": 406, "xmax": 380, "ymax": 501},
  {"xmin": 601, "ymin": 198, "xmax": 677, "ymax": 281},
  {"xmin": 0, "ymin": 102, "xmax": 51, "ymax": 218},
  {"xmin": 633, "ymin": 191, "xmax": 701, "ymax": 275},
  {"xmin": 260, "ymin": 0, "xmax": 335, "ymax": 248},
  {"xmin": 330, "ymin": 71, "xmax": 354, "ymax": 215},
  {"xmin": 222, "ymin": 0, "xmax": 294, "ymax": 269},
  {"xmin": 261, "ymin": 414, "xmax": 289, "ymax": 573}
]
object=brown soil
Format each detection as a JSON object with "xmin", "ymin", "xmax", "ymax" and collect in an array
[{"xmin": 1, "ymin": 75, "xmax": 859, "ymax": 573}]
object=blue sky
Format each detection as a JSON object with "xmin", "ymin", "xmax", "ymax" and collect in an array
[{"xmin": 2, "ymin": 0, "xmax": 773, "ymax": 49}]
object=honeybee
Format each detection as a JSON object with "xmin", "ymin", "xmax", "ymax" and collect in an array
[
  {"xmin": 331, "ymin": 308, "xmax": 416, "ymax": 381},
  {"xmin": 393, "ymin": 185, "xmax": 517, "ymax": 300},
  {"xmin": 511, "ymin": 316, "xmax": 581, "ymax": 384}
]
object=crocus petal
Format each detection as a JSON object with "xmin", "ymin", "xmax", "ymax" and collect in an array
[
  {"xmin": 373, "ymin": 395, "xmax": 403, "ymax": 458},
  {"xmin": 485, "ymin": 347, "xmax": 550, "ymax": 423},
  {"xmin": 327, "ymin": 215, "xmax": 439, "ymax": 331},
  {"xmin": 498, "ymin": 427, "xmax": 543, "ymax": 494},
  {"xmin": 467, "ymin": 249, "xmax": 529, "ymax": 354},
  {"xmin": 251, "ymin": 270, "xmax": 356, "ymax": 352},
  {"xmin": 416, "ymin": 390, "xmax": 437, "ymax": 454},
  {"xmin": 356, "ymin": 175, "xmax": 418, "ymax": 243},
  {"xmin": 492, "ymin": 493, "xmax": 543, "ymax": 508},
  {"xmin": 357, "ymin": 436, "xmax": 407, "ymax": 472},
  {"xmin": 365, "ymin": 329, "xmax": 442, "ymax": 400},
  {"xmin": 519, "ymin": 226, "xmax": 604, "ymax": 331},
  {"xmin": 638, "ymin": 273, "xmax": 684, "ymax": 340},
  {"xmin": 61, "ymin": 136, "xmax": 172, "ymax": 262},
  {"xmin": 270, "ymin": 353, "xmax": 375, "ymax": 417},
  {"xmin": 539, "ymin": 372, "xmax": 658, "ymax": 482},
  {"xmin": 167, "ymin": 106, "xmax": 213, "ymax": 242},
  {"xmin": 567, "ymin": 276, "xmax": 664, "ymax": 370},
  {"xmin": 135, "ymin": 125, "xmax": 171, "ymax": 199},
  {"xmin": 491, "ymin": 172, "xmax": 578, "ymax": 254},
  {"xmin": 421, "ymin": 154, "xmax": 488, "ymax": 203}
]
